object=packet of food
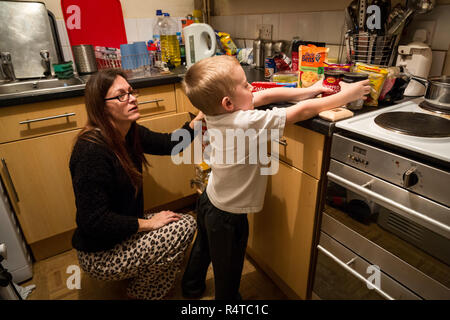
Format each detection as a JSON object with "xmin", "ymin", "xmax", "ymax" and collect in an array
[
  {"xmin": 298, "ymin": 45, "xmax": 328, "ymax": 88},
  {"xmin": 217, "ymin": 31, "xmax": 238, "ymax": 56},
  {"xmin": 324, "ymin": 62, "xmax": 352, "ymax": 72},
  {"xmin": 353, "ymin": 62, "xmax": 388, "ymax": 106}
]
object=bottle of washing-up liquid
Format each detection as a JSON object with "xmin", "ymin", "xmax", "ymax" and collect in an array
[{"xmin": 160, "ymin": 13, "xmax": 181, "ymax": 67}]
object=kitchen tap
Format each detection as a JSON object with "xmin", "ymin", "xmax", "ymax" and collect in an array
[
  {"xmin": 40, "ymin": 50, "xmax": 55, "ymax": 78},
  {"xmin": 0, "ymin": 52, "xmax": 17, "ymax": 82}
]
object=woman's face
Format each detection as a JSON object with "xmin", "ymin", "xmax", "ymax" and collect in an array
[{"xmin": 104, "ymin": 76, "xmax": 140, "ymax": 126}]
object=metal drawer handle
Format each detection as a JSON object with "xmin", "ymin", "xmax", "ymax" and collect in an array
[
  {"xmin": 317, "ymin": 245, "xmax": 394, "ymax": 300},
  {"xmin": 275, "ymin": 138, "xmax": 287, "ymax": 146},
  {"xmin": 19, "ymin": 112, "xmax": 76, "ymax": 125},
  {"xmin": 138, "ymin": 98, "xmax": 164, "ymax": 105},
  {"xmin": 1, "ymin": 158, "xmax": 19, "ymax": 203},
  {"xmin": 327, "ymin": 171, "xmax": 450, "ymax": 235}
]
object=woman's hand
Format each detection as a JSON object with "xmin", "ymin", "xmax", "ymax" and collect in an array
[
  {"xmin": 138, "ymin": 210, "xmax": 181, "ymax": 232},
  {"xmin": 189, "ymin": 111, "xmax": 205, "ymax": 129},
  {"xmin": 339, "ymin": 79, "xmax": 371, "ymax": 102}
]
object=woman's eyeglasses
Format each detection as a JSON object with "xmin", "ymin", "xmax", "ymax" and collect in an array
[{"xmin": 105, "ymin": 89, "xmax": 139, "ymax": 102}]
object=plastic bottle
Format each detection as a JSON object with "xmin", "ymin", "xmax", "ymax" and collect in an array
[
  {"xmin": 160, "ymin": 13, "xmax": 181, "ymax": 67},
  {"xmin": 152, "ymin": 10, "xmax": 164, "ymax": 55}
]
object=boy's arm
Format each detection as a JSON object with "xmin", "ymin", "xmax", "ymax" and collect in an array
[
  {"xmin": 285, "ymin": 80, "xmax": 371, "ymax": 124},
  {"xmin": 253, "ymin": 81, "xmax": 332, "ymax": 107}
]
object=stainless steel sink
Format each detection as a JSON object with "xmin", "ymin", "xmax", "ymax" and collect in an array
[{"xmin": 0, "ymin": 77, "xmax": 85, "ymax": 95}]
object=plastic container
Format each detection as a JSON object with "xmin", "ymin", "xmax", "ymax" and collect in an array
[
  {"xmin": 152, "ymin": 10, "xmax": 164, "ymax": 55},
  {"xmin": 160, "ymin": 13, "xmax": 181, "ymax": 67}
]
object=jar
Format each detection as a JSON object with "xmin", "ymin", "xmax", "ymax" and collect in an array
[
  {"xmin": 322, "ymin": 70, "xmax": 343, "ymax": 97},
  {"xmin": 342, "ymin": 72, "xmax": 369, "ymax": 110}
]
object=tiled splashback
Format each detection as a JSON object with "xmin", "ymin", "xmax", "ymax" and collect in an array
[
  {"xmin": 211, "ymin": 5, "xmax": 450, "ymax": 76},
  {"xmin": 56, "ymin": 17, "xmax": 185, "ymax": 63}
]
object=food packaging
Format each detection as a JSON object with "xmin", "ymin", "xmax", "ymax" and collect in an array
[
  {"xmin": 217, "ymin": 31, "xmax": 237, "ymax": 56},
  {"xmin": 298, "ymin": 44, "xmax": 328, "ymax": 88},
  {"xmin": 251, "ymin": 81, "xmax": 296, "ymax": 92},
  {"xmin": 271, "ymin": 71, "xmax": 298, "ymax": 84},
  {"xmin": 324, "ymin": 62, "xmax": 352, "ymax": 72},
  {"xmin": 353, "ymin": 62, "xmax": 388, "ymax": 106}
]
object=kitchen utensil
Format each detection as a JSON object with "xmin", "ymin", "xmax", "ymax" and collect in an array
[
  {"xmin": 344, "ymin": 7, "xmax": 356, "ymax": 33},
  {"xmin": 183, "ymin": 23, "xmax": 217, "ymax": 68},
  {"xmin": 387, "ymin": 0, "xmax": 435, "ymax": 36},
  {"xmin": 263, "ymin": 41, "xmax": 274, "ymax": 62},
  {"xmin": 273, "ymin": 41, "xmax": 284, "ymax": 54},
  {"xmin": 409, "ymin": 75, "xmax": 450, "ymax": 110},
  {"xmin": 253, "ymin": 39, "xmax": 263, "ymax": 68},
  {"xmin": 72, "ymin": 44, "xmax": 97, "ymax": 74},
  {"xmin": 358, "ymin": 0, "xmax": 368, "ymax": 31}
]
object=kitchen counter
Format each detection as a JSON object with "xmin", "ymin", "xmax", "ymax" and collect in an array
[{"xmin": 0, "ymin": 66, "xmax": 187, "ymax": 107}]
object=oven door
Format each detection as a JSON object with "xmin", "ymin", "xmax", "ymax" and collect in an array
[{"xmin": 312, "ymin": 160, "xmax": 450, "ymax": 300}]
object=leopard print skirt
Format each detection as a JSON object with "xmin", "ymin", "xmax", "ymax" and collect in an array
[{"xmin": 77, "ymin": 212, "xmax": 196, "ymax": 300}]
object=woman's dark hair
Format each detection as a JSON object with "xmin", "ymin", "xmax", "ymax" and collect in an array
[{"xmin": 78, "ymin": 68, "xmax": 148, "ymax": 194}]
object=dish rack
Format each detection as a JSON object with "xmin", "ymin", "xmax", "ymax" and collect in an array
[
  {"xmin": 345, "ymin": 32, "xmax": 400, "ymax": 66},
  {"xmin": 96, "ymin": 53, "xmax": 122, "ymax": 70}
]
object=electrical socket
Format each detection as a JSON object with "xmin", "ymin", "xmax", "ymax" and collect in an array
[{"xmin": 258, "ymin": 24, "xmax": 273, "ymax": 40}]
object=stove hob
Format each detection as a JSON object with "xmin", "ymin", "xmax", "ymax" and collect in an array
[
  {"xmin": 374, "ymin": 111, "xmax": 450, "ymax": 138},
  {"xmin": 419, "ymin": 100, "xmax": 450, "ymax": 116}
]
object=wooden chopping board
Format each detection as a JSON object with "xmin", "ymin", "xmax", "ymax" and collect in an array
[{"xmin": 61, "ymin": 0, "xmax": 127, "ymax": 49}]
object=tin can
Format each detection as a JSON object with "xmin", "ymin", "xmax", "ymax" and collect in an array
[
  {"xmin": 342, "ymin": 72, "xmax": 369, "ymax": 110},
  {"xmin": 322, "ymin": 70, "xmax": 343, "ymax": 97},
  {"xmin": 264, "ymin": 56, "xmax": 276, "ymax": 79}
]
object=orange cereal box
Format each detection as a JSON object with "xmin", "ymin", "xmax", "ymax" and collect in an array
[{"xmin": 298, "ymin": 45, "xmax": 329, "ymax": 88}]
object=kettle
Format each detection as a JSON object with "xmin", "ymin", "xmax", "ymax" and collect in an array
[{"xmin": 183, "ymin": 23, "xmax": 217, "ymax": 68}]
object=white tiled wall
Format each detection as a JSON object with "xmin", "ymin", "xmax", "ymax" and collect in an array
[{"xmin": 56, "ymin": 17, "xmax": 184, "ymax": 62}]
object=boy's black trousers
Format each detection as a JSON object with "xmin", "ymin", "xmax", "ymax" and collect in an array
[{"xmin": 182, "ymin": 191, "xmax": 249, "ymax": 300}]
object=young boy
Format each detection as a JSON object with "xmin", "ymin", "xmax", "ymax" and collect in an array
[{"xmin": 181, "ymin": 55, "xmax": 370, "ymax": 300}]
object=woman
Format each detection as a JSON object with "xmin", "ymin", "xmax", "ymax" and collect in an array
[{"xmin": 69, "ymin": 69, "xmax": 203, "ymax": 300}]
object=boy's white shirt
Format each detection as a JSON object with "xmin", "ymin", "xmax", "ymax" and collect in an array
[{"xmin": 205, "ymin": 107, "xmax": 286, "ymax": 214}]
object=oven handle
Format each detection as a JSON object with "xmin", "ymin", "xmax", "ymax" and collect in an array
[
  {"xmin": 327, "ymin": 171, "xmax": 450, "ymax": 235},
  {"xmin": 317, "ymin": 244, "xmax": 394, "ymax": 300}
]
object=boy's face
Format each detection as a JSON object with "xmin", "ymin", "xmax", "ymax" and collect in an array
[{"xmin": 229, "ymin": 64, "xmax": 254, "ymax": 112}]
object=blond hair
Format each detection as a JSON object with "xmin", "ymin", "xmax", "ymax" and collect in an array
[{"xmin": 182, "ymin": 55, "xmax": 241, "ymax": 115}]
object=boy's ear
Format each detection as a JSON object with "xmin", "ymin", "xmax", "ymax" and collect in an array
[{"xmin": 221, "ymin": 96, "xmax": 234, "ymax": 112}]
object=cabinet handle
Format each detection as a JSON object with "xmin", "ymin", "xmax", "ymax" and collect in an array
[
  {"xmin": 138, "ymin": 98, "xmax": 164, "ymax": 105},
  {"xmin": 1, "ymin": 158, "xmax": 19, "ymax": 203},
  {"xmin": 19, "ymin": 112, "xmax": 76, "ymax": 125},
  {"xmin": 275, "ymin": 138, "xmax": 287, "ymax": 146}
]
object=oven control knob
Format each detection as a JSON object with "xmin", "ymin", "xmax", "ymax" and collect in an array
[{"xmin": 402, "ymin": 167, "xmax": 418, "ymax": 188}]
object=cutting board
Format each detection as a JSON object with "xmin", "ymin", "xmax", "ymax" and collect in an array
[{"xmin": 61, "ymin": 0, "xmax": 127, "ymax": 49}]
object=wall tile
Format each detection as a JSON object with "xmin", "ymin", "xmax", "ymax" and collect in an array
[
  {"xmin": 56, "ymin": 19, "xmax": 69, "ymax": 47},
  {"xmin": 246, "ymin": 15, "xmax": 263, "ymax": 39},
  {"xmin": 262, "ymin": 14, "xmax": 280, "ymax": 40},
  {"xmin": 234, "ymin": 15, "xmax": 247, "ymax": 38},
  {"xmin": 137, "ymin": 18, "xmax": 154, "ymax": 42},
  {"xmin": 317, "ymin": 11, "xmax": 345, "ymax": 45},
  {"xmin": 279, "ymin": 13, "xmax": 300, "ymax": 41},
  {"xmin": 430, "ymin": 50, "xmax": 446, "ymax": 76},
  {"xmin": 211, "ymin": 15, "xmax": 236, "ymax": 38},
  {"xmin": 124, "ymin": 19, "xmax": 139, "ymax": 43},
  {"xmin": 296, "ymin": 12, "xmax": 320, "ymax": 43}
]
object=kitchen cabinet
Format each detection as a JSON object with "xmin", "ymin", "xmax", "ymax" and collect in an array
[
  {"xmin": 0, "ymin": 83, "xmax": 196, "ymax": 260},
  {"xmin": 246, "ymin": 124, "xmax": 325, "ymax": 300},
  {"xmin": 138, "ymin": 112, "xmax": 196, "ymax": 211},
  {"xmin": 175, "ymin": 83, "xmax": 199, "ymax": 115}
]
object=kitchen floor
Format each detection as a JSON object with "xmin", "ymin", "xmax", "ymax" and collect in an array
[{"xmin": 20, "ymin": 221, "xmax": 288, "ymax": 300}]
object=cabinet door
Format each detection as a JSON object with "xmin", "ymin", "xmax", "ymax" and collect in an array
[
  {"xmin": 247, "ymin": 161, "xmax": 319, "ymax": 299},
  {"xmin": 138, "ymin": 112, "xmax": 196, "ymax": 210},
  {"xmin": 175, "ymin": 83, "xmax": 199, "ymax": 115},
  {"xmin": 0, "ymin": 130, "xmax": 78, "ymax": 244}
]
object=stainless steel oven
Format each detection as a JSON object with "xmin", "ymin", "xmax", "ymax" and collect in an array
[{"xmin": 311, "ymin": 133, "xmax": 450, "ymax": 300}]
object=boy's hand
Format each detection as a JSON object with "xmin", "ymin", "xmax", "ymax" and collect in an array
[
  {"xmin": 339, "ymin": 79, "xmax": 371, "ymax": 102},
  {"xmin": 308, "ymin": 80, "xmax": 334, "ymax": 97},
  {"xmin": 189, "ymin": 111, "xmax": 205, "ymax": 129}
]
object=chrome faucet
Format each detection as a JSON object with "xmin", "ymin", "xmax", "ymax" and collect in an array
[
  {"xmin": 40, "ymin": 50, "xmax": 55, "ymax": 78},
  {"xmin": 0, "ymin": 52, "xmax": 17, "ymax": 82}
]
